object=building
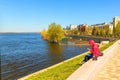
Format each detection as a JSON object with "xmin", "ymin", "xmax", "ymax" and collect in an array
[
  {"xmin": 66, "ymin": 24, "xmax": 78, "ymax": 30},
  {"xmin": 91, "ymin": 22, "xmax": 113, "ymax": 28},
  {"xmin": 91, "ymin": 22, "xmax": 113, "ymax": 34},
  {"xmin": 91, "ymin": 23, "xmax": 105, "ymax": 28},
  {"xmin": 77, "ymin": 24, "xmax": 89, "ymax": 32},
  {"xmin": 113, "ymin": 16, "xmax": 120, "ymax": 28}
]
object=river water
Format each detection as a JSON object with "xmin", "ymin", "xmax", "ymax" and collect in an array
[{"xmin": 0, "ymin": 33, "xmax": 90, "ymax": 80}]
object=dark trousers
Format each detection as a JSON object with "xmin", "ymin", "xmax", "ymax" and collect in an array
[{"xmin": 83, "ymin": 54, "xmax": 93, "ymax": 62}]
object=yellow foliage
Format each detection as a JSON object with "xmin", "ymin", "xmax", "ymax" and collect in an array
[{"xmin": 41, "ymin": 29, "xmax": 48, "ymax": 40}]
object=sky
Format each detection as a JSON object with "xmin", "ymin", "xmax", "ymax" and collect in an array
[{"xmin": 0, "ymin": 0, "xmax": 120, "ymax": 32}]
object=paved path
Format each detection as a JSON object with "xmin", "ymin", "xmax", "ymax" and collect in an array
[
  {"xmin": 95, "ymin": 41, "xmax": 120, "ymax": 80},
  {"xmin": 67, "ymin": 40, "xmax": 120, "ymax": 80}
]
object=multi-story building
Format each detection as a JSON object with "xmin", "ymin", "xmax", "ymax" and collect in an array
[
  {"xmin": 77, "ymin": 24, "xmax": 89, "ymax": 32},
  {"xmin": 91, "ymin": 23, "xmax": 105, "ymax": 28},
  {"xmin": 113, "ymin": 16, "xmax": 120, "ymax": 28},
  {"xmin": 66, "ymin": 24, "xmax": 78, "ymax": 30},
  {"xmin": 91, "ymin": 22, "xmax": 113, "ymax": 34},
  {"xmin": 91, "ymin": 22, "xmax": 113, "ymax": 29}
]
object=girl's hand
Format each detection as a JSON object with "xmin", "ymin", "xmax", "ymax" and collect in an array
[{"xmin": 87, "ymin": 48, "xmax": 90, "ymax": 51}]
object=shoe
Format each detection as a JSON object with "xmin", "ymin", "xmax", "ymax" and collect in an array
[{"xmin": 93, "ymin": 56, "xmax": 97, "ymax": 60}]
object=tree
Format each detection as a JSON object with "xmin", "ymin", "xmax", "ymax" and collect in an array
[
  {"xmin": 103, "ymin": 24, "xmax": 110, "ymax": 37},
  {"xmin": 92, "ymin": 26, "xmax": 96, "ymax": 35},
  {"xmin": 92, "ymin": 26, "xmax": 100, "ymax": 36},
  {"xmin": 115, "ymin": 21, "xmax": 120, "ymax": 37},
  {"xmin": 70, "ymin": 29, "xmax": 79, "ymax": 35},
  {"xmin": 100, "ymin": 29, "xmax": 105, "ymax": 37},
  {"xmin": 48, "ymin": 23, "xmax": 64, "ymax": 43},
  {"xmin": 41, "ymin": 29, "xmax": 48, "ymax": 40},
  {"xmin": 85, "ymin": 26, "xmax": 92, "ymax": 35}
]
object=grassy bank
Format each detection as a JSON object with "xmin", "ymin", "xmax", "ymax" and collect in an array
[
  {"xmin": 26, "ymin": 41, "xmax": 116, "ymax": 80},
  {"xmin": 100, "ymin": 40, "xmax": 116, "ymax": 51}
]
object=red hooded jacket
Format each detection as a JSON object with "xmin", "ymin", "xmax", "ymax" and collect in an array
[{"xmin": 89, "ymin": 40, "xmax": 100, "ymax": 57}]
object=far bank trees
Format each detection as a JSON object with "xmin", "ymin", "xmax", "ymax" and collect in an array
[
  {"xmin": 114, "ymin": 21, "xmax": 120, "ymax": 37},
  {"xmin": 92, "ymin": 24, "xmax": 112, "ymax": 37}
]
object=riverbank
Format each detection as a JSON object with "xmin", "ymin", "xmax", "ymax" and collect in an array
[
  {"xmin": 18, "ymin": 51, "xmax": 87, "ymax": 80},
  {"xmin": 61, "ymin": 40, "xmax": 89, "ymax": 46},
  {"xmin": 66, "ymin": 35, "xmax": 118, "ymax": 42},
  {"xmin": 18, "ymin": 40, "xmax": 116, "ymax": 80}
]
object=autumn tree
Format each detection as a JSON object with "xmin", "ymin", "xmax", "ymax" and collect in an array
[
  {"xmin": 103, "ymin": 24, "xmax": 111, "ymax": 37},
  {"xmin": 92, "ymin": 26, "xmax": 100, "ymax": 36},
  {"xmin": 41, "ymin": 29, "xmax": 48, "ymax": 40},
  {"xmin": 100, "ymin": 29, "xmax": 105, "ymax": 37},
  {"xmin": 48, "ymin": 23, "xmax": 65, "ymax": 43},
  {"xmin": 114, "ymin": 21, "xmax": 120, "ymax": 37},
  {"xmin": 85, "ymin": 26, "xmax": 92, "ymax": 35},
  {"xmin": 70, "ymin": 29, "xmax": 79, "ymax": 35}
]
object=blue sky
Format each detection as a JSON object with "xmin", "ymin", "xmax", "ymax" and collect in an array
[{"xmin": 0, "ymin": 0, "xmax": 120, "ymax": 32}]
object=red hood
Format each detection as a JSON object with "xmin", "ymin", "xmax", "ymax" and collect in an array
[{"xmin": 89, "ymin": 40, "xmax": 95, "ymax": 46}]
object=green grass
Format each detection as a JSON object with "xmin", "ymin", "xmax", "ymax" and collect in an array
[
  {"xmin": 100, "ymin": 40, "xmax": 116, "ymax": 51},
  {"xmin": 26, "ymin": 40, "xmax": 116, "ymax": 80},
  {"xmin": 26, "ymin": 54, "xmax": 85, "ymax": 80}
]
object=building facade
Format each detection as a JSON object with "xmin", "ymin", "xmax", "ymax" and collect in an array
[
  {"xmin": 91, "ymin": 22, "xmax": 113, "ymax": 34},
  {"xmin": 77, "ymin": 24, "xmax": 89, "ymax": 32},
  {"xmin": 113, "ymin": 16, "xmax": 120, "ymax": 28},
  {"xmin": 66, "ymin": 24, "xmax": 78, "ymax": 30}
]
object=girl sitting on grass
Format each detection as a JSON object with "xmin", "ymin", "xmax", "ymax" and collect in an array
[{"xmin": 81, "ymin": 40, "xmax": 100, "ymax": 64}]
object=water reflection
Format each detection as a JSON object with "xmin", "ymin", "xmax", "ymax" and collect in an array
[{"xmin": 47, "ymin": 43, "xmax": 64, "ymax": 64}]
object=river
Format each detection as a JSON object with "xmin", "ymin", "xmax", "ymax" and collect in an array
[{"xmin": 0, "ymin": 33, "xmax": 90, "ymax": 80}]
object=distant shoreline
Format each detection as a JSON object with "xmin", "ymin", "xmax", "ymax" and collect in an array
[{"xmin": 0, "ymin": 32, "xmax": 40, "ymax": 34}]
